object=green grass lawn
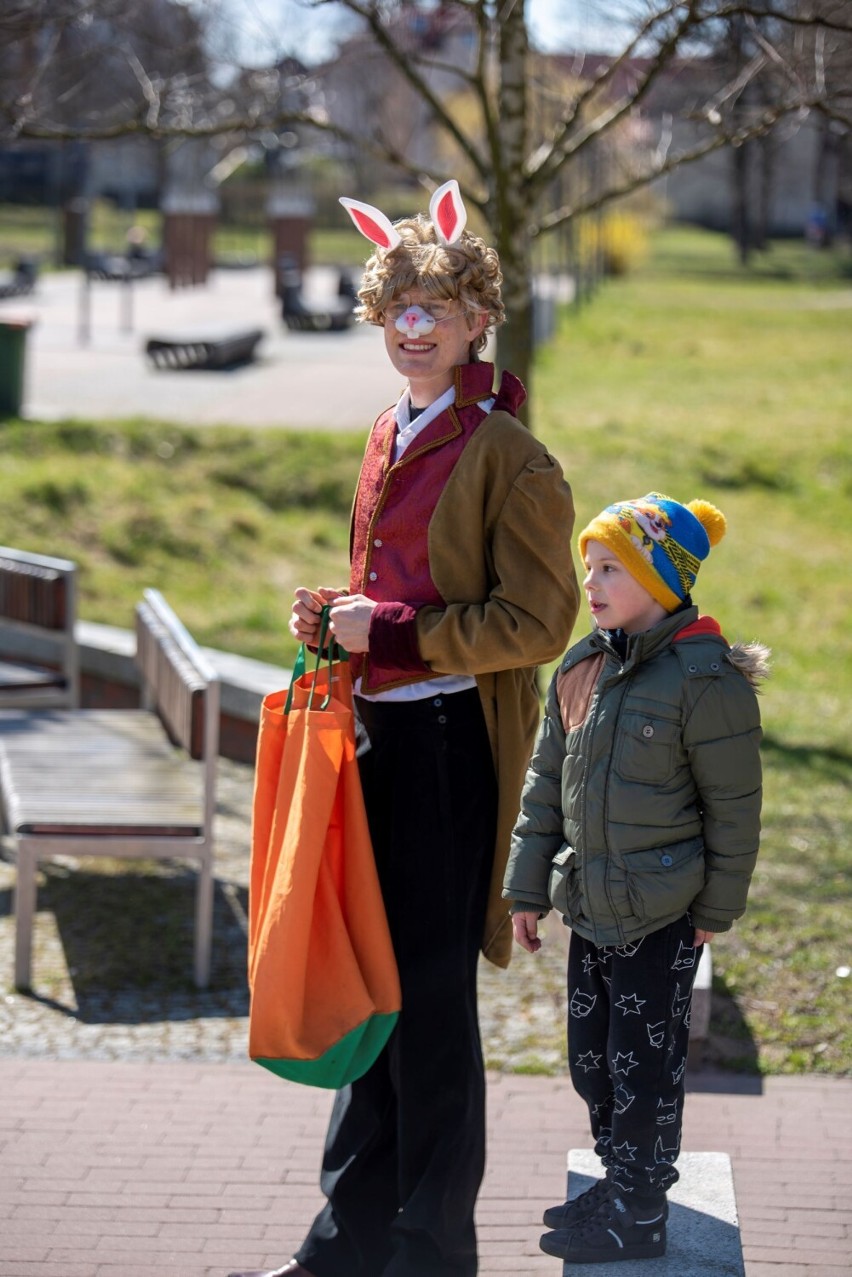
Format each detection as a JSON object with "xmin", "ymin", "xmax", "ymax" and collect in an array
[
  {"xmin": 0, "ymin": 200, "xmax": 372, "ymax": 268},
  {"xmin": 0, "ymin": 223, "xmax": 850, "ymax": 1075}
]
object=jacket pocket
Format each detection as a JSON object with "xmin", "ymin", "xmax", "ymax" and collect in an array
[
  {"xmin": 548, "ymin": 844, "xmax": 579, "ymax": 918},
  {"xmin": 614, "ymin": 712, "xmax": 680, "ymax": 784},
  {"xmin": 623, "ymin": 837, "xmax": 705, "ymax": 926}
]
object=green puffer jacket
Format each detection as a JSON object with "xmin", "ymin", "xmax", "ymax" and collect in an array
[{"xmin": 502, "ymin": 608, "xmax": 768, "ymax": 945}]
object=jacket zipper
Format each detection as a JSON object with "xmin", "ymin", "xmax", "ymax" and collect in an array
[{"xmin": 601, "ymin": 666, "xmax": 630, "ymax": 945}]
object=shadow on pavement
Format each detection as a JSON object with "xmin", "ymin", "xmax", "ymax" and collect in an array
[{"xmin": 5, "ymin": 861, "xmax": 250, "ymax": 1024}]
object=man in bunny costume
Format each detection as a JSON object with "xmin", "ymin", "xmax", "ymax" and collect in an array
[{"xmin": 231, "ymin": 183, "xmax": 579, "ymax": 1277}]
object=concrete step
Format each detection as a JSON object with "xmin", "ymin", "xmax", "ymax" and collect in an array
[
  {"xmin": 559, "ymin": 1149, "xmax": 743, "ymax": 1275},
  {"xmin": 688, "ymin": 942, "xmax": 713, "ymax": 1068}
]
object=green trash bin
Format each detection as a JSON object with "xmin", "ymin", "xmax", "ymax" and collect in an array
[{"xmin": 0, "ymin": 316, "xmax": 33, "ymax": 418}]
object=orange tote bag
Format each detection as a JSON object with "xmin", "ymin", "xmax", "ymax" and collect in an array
[{"xmin": 248, "ymin": 613, "xmax": 401, "ymax": 1087}]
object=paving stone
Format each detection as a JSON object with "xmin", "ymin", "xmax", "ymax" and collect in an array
[{"xmin": 560, "ymin": 1149, "xmax": 744, "ymax": 1276}]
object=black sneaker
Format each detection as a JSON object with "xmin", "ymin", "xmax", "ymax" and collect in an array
[
  {"xmin": 542, "ymin": 1177, "xmax": 612, "ymax": 1229},
  {"xmin": 540, "ymin": 1190, "xmax": 667, "ymax": 1264}
]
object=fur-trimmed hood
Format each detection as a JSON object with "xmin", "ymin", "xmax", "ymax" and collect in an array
[
  {"xmin": 671, "ymin": 614, "xmax": 770, "ymax": 692},
  {"xmin": 727, "ymin": 641, "xmax": 771, "ymax": 690}
]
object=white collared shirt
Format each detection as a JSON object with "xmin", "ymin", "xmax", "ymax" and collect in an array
[{"xmin": 393, "ymin": 385, "xmax": 495, "ymax": 461}]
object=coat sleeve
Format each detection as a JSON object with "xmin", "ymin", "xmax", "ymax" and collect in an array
[
  {"xmin": 501, "ymin": 676, "xmax": 567, "ymax": 915},
  {"xmin": 368, "ymin": 452, "xmax": 580, "ymax": 675},
  {"xmin": 683, "ymin": 670, "xmax": 763, "ymax": 933}
]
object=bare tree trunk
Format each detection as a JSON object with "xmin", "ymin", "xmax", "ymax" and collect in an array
[
  {"xmin": 755, "ymin": 132, "xmax": 775, "ymax": 250},
  {"xmin": 491, "ymin": 0, "xmax": 534, "ymax": 423},
  {"xmin": 731, "ymin": 140, "xmax": 752, "ymax": 265},
  {"xmin": 813, "ymin": 113, "xmax": 839, "ymax": 246},
  {"xmin": 494, "ymin": 232, "xmax": 534, "ymax": 417}
]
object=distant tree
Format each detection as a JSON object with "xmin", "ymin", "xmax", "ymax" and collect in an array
[
  {"xmin": 0, "ymin": 0, "xmax": 210, "ymax": 139},
  {"xmin": 2, "ymin": 0, "xmax": 850, "ymax": 412},
  {"xmin": 308, "ymin": 0, "xmax": 852, "ymax": 401}
]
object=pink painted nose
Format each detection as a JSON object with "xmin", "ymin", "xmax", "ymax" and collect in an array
[{"xmin": 394, "ymin": 305, "xmax": 436, "ymax": 337}]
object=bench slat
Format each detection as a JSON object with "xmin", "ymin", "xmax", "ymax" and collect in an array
[
  {"xmin": 0, "ymin": 660, "xmax": 66, "ymax": 690},
  {"xmin": 0, "ymin": 709, "xmax": 182, "ymax": 749}
]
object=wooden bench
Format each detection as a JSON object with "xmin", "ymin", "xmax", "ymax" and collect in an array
[
  {"xmin": 0, "ymin": 589, "xmax": 219, "ymax": 990},
  {"xmin": 145, "ymin": 328, "xmax": 265, "ymax": 369},
  {"xmin": 0, "ymin": 547, "xmax": 79, "ymax": 710}
]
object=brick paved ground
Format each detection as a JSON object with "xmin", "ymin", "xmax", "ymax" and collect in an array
[
  {"xmin": 1, "ymin": 1060, "xmax": 850, "ymax": 1276},
  {"xmin": 2, "ymin": 761, "xmax": 851, "ymax": 1275}
]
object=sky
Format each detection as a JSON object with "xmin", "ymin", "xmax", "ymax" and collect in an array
[{"xmin": 213, "ymin": 0, "xmax": 623, "ymax": 69}]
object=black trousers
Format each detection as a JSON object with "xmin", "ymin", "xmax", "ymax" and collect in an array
[
  {"xmin": 296, "ymin": 688, "xmax": 497, "ymax": 1277},
  {"xmin": 566, "ymin": 913, "xmax": 701, "ymax": 1200}
]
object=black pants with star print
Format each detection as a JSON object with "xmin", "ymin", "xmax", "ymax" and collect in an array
[{"xmin": 566, "ymin": 913, "xmax": 701, "ymax": 1199}]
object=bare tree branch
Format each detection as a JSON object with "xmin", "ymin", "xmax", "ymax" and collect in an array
[
  {"xmin": 327, "ymin": 0, "xmax": 488, "ymax": 180},
  {"xmin": 716, "ymin": 3, "xmax": 852, "ymax": 35},
  {"xmin": 472, "ymin": 0, "xmax": 500, "ymax": 168},
  {"xmin": 528, "ymin": 2, "xmax": 703, "ymax": 190},
  {"xmin": 123, "ymin": 44, "xmax": 162, "ymax": 132},
  {"xmin": 532, "ymin": 93, "xmax": 826, "ymax": 234}
]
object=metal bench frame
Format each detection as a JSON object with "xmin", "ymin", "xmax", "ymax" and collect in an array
[
  {"xmin": 0, "ymin": 589, "xmax": 219, "ymax": 990},
  {"xmin": 145, "ymin": 328, "xmax": 264, "ymax": 369},
  {"xmin": 280, "ymin": 284, "xmax": 354, "ymax": 333},
  {"xmin": 0, "ymin": 546, "xmax": 79, "ymax": 710}
]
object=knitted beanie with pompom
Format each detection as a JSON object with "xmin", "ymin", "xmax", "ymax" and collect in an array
[{"xmin": 578, "ymin": 492, "xmax": 727, "ymax": 612}]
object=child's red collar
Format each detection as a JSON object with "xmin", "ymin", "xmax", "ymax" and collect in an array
[{"xmin": 672, "ymin": 615, "xmax": 726, "ymax": 643}]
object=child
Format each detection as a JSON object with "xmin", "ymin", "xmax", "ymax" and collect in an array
[{"xmin": 503, "ymin": 492, "xmax": 768, "ymax": 1265}]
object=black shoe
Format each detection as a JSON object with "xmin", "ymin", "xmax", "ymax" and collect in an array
[
  {"xmin": 540, "ymin": 1191, "xmax": 667, "ymax": 1264},
  {"xmin": 542, "ymin": 1176, "xmax": 612, "ymax": 1229}
]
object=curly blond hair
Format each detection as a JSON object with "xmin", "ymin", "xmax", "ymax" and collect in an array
[{"xmin": 356, "ymin": 214, "xmax": 504, "ymax": 354}]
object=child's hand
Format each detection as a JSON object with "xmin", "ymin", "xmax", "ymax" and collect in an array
[
  {"xmin": 512, "ymin": 912, "xmax": 542, "ymax": 953},
  {"xmin": 694, "ymin": 928, "xmax": 716, "ymax": 946}
]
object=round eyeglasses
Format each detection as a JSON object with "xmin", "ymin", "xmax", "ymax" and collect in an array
[{"xmin": 383, "ymin": 299, "xmax": 459, "ymax": 323}]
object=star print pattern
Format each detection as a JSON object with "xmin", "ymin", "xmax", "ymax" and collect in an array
[
  {"xmin": 567, "ymin": 914, "xmax": 701, "ymax": 1200},
  {"xmin": 616, "ymin": 992, "xmax": 646, "ymax": 1015}
]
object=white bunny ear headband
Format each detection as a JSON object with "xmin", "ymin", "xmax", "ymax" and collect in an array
[{"xmin": 339, "ymin": 179, "xmax": 468, "ymax": 250}]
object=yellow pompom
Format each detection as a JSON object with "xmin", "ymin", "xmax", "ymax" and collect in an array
[{"xmin": 687, "ymin": 499, "xmax": 727, "ymax": 546}]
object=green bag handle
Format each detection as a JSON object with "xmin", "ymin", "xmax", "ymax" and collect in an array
[{"xmin": 285, "ymin": 605, "xmax": 347, "ymax": 714}]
